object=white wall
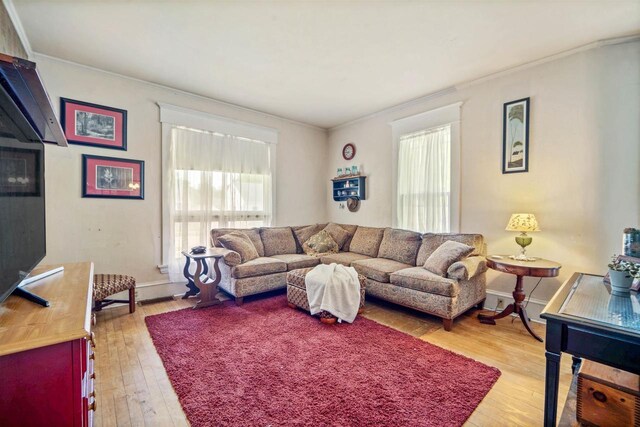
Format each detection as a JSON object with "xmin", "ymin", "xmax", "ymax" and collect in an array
[
  {"xmin": 36, "ymin": 55, "xmax": 327, "ymax": 284},
  {"xmin": 327, "ymin": 40, "xmax": 640, "ymax": 301}
]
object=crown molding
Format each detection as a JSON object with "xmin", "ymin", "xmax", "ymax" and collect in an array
[{"xmin": 3, "ymin": 0, "xmax": 33, "ymax": 59}]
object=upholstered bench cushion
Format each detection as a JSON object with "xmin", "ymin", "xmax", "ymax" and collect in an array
[
  {"xmin": 232, "ymin": 257, "xmax": 287, "ymax": 279},
  {"xmin": 286, "ymin": 267, "xmax": 366, "ymax": 312},
  {"xmin": 270, "ymin": 254, "xmax": 320, "ymax": 270},
  {"xmin": 93, "ymin": 274, "xmax": 136, "ymax": 301},
  {"xmin": 320, "ymin": 252, "xmax": 372, "ymax": 266},
  {"xmin": 351, "ymin": 258, "xmax": 412, "ymax": 283},
  {"xmin": 390, "ymin": 267, "xmax": 459, "ymax": 297}
]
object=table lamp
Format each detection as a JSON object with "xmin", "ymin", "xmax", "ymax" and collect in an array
[{"xmin": 505, "ymin": 213, "xmax": 540, "ymax": 261}]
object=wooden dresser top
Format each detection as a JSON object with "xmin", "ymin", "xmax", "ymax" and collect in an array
[{"xmin": 0, "ymin": 262, "xmax": 94, "ymax": 356}]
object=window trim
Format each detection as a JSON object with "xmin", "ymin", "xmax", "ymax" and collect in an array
[
  {"xmin": 159, "ymin": 103, "xmax": 278, "ymax": 267},
  {"xmin": 389, "ymin": 102, "xmax": 462, "ymax": 232}
]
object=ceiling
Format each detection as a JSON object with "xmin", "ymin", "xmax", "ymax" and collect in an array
[{"xmin": 11, "ymin": 1, "xmax": 640, "ymax": 129}]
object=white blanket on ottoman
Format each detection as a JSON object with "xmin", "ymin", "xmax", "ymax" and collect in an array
[{"xmin": 305, "ymin": 263, "xmax": 361, "ymax": 323}]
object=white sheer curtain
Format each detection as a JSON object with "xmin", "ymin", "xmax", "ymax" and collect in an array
[
  {"xmin": 167, "ymin": 126, "xmax": 273, "ymax": 280},
  {"xmin": 396, "ymin": 124, "xmax": 451, "ymax": 233}
]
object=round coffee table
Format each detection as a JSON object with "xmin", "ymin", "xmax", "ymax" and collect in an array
[{"xmin": 478, "ymin": 255, "xmax": 561, "ymax": 342}]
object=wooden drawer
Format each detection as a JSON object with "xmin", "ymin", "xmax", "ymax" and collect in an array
[{"xmin": 577, "ymin": 360, "xmax": 640, "ymax": 427}]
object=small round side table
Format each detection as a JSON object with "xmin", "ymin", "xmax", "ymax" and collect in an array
[{"xmin": 479, "ymin": 255, "xmax": 561, "ymax": 342}]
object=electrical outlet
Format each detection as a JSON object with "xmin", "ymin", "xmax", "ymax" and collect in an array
[{"xmin": 496, "ymin": 298, "xmax": 505, "ymax": 310}]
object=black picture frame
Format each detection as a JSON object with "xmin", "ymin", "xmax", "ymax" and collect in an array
[
  {"xmin": 502, "ymin": 97, "xmax": 530, "ymax": 174},
  {"xmin": 60, "ymin": 98, "xmax": 127, "ymax": 150},
  {"xmin": 82, "ymin": 154, "xmax": 144, "ymax": 200}
]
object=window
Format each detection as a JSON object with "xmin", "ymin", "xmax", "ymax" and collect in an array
[
  {"xmin": 159, "ymin": 104, "xmax": 277, "ymax": 278},
  {"xmin": 390, "ymin": 103, "xmax": 461, "ymax": 233},
  {"xmin": 397, "ymin": 125, "xmax": 451, "ymax": 232}
]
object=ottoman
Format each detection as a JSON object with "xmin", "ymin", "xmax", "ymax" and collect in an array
[{"xmin": 286, "ymin": 267, "xmax": 366, "ymax": 323}]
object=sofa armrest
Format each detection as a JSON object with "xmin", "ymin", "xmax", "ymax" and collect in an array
[
  {"xmin": 447, "ymin": 256, "xmax": 487, "ymax": 281},
  {"xmin": 215, "ymin": 247, "xmax": 242, "ymax": 267}
]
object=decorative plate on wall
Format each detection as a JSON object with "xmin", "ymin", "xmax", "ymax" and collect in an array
[
  {"xmin": 347, "ymin": 197, "xmax": 360, "ymax": 212},
  {"xmin": 342, "ymin": 143, "xmax": 356, "ymax": 160}
]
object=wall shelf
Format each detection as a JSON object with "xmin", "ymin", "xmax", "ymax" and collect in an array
[{"xmin": 332, "ymin": 175, "xmax": 366, "ymax": 202}]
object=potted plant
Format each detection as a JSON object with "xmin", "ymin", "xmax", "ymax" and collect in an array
[{"xmin": 608, "ymin": 255, "xmax": 639, "ymax": 296}]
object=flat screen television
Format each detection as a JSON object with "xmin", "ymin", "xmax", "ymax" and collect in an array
[{"xmin": 0, "ymin": 71, "xmax": 46, "ymax": 304}]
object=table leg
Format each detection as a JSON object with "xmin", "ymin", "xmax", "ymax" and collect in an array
[
  {"xmin": 181, "ymin": 254, "xmax": 200, "ymax": 299},
  {"xmin": 518, "ymin": 306, "xmax": 543, "ymax": 342},
  {"xmin": 544, "ymin": 350, "xmax": 562, "ymax": 427},
  {"xmin": 193, "ymin": 257, "xmax": 223, "ymax": 309}
]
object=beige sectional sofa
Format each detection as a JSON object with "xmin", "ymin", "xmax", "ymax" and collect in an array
[{"xmin": 209, "ymin": 223, "xmax": 487, "ymax": 331}]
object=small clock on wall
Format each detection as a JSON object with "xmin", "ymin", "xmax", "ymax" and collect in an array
[{"xmin": 342, "ymin": 143, "xmax": 356, "ymax": 160}]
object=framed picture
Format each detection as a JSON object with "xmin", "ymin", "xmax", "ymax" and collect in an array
[
  {"xmin": 502, "ymin": 97, "xmax": 530, "ymax": 174},
  {"xmin": 82, "ymin": 154, "xmax": 144, "ymax": 199},
  {"xmin": 603, "ymin": 255, "xmax": 640, "ymax": 292},
  {"xmin": 0, "ymin": 146, "xmax": 42, "ymax": 197},
  {"xmin": 61, "ymin": 98, "xmax": 127, "ymax": 150}
]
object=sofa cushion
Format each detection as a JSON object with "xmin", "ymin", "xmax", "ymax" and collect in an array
[
  {"xmin": 377, "ymin": 228, "xmax": 423, "ymax": 265},
  {"xmin": 323, "ymin": 223, "xmax": 352, "ymax": 250},
  {"xmin": 447, "ymin": 256, "xmax": 488, "ymax": 280},
  {"xmin": 260, "ymin": 227, "xmax": 297, "ymax": 256},
  {"xmin": 423, "ymin": 240, "xmax": 475, "ymax": 276},
  {"xmin": 270, "ymin": 254, "xmax": 321, "ymax": 270},
  {"xmin": 348, "ymin": 226, "xmax": 385, "ymax": 257},
  {"xmin": 217, "ymin": 231, "xmax": 260, "ymax": 263},
  {"xmin": 416, "ymin": 233, "xmax": 484, "ymax": 266},
  {"xmin": 211, "ymin": 228, "xmax": 265, "ymax": 257},
  {"xmin": 292, "ymin": 224, "xmax": 324, "ymax": 252},
  {"xmin": 390, "ymin": 267, "xmax": 459, "ymax": 297},
  {"xmin": 232, "ymin": 257, "xmax": 287, "ymax": 279},
  {"xmin": 351, "ymin": 258, "xmax": 412, "ymax": 283},
  {"xmin": 320, "ymin": 252, "xmax": 372, "ymax": 266},
  {"xmin": 337, "ymin": 224, "xmax": 359, "ymax": 251}
]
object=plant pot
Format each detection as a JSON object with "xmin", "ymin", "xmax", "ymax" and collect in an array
[{"xmin": 608, "ymin": 269, "xmax": 634, "ymax": 296}]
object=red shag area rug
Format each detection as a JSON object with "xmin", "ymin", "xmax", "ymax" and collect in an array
[{"xmin": 145, "ymin": 295, "xmax": 500, "ymax": 427}]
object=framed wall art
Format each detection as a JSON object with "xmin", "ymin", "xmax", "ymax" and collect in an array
[
  {"xmin": 61, "ymin": 98, "xmax": 127, "ymax": 150},
  {"xmin": 82, "ymin": 154, "xmax": 144, "ymax": 199},
  {"xmin": 502, "ymin": 97, "xmax": 530, "ymax": 174}
]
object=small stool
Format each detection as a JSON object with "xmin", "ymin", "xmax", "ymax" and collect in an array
[
  {"xmin": 93, "ymin": 274, "xmax": 136, "ymax": 313},
  {"xmin": 286, "ymin": 267, "xmax": 366, "ymax": 324}
]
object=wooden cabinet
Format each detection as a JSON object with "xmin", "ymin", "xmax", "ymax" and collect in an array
[
  {"xmin": 332, "ymin": 175, "xmax": 366, "ymax": 201},
  {"xmin": 0, "ymin": 262, "xmax": 95, "ymax": 427}
]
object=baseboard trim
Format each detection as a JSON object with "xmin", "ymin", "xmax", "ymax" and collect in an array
[{"xmin": 483, "ymin": 289, "xmax": 548, "ymax": 324}]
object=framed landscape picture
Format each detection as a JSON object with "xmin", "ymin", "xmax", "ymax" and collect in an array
[
  {"xmin": 61, "ymin": 98, "xmax": 127, "ymax": 150},
  {"xmin": 82, "ymin": 154, "xmax": 144, "ymax": 199},
  {"xmin": 502, "ymin": 97, "xmax": 530, "ymax": 174}
]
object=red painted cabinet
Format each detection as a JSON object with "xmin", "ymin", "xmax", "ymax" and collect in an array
[{"xmin": 0, "ymin": 263, "xmax": 95, "ymax": 427}]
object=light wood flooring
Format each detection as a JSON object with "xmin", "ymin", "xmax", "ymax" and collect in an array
[{"xmin": 93, "ymin": 293, "xmax": 573, "ymax": 427}]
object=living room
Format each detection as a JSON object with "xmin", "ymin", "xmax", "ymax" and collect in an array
[{"xmin": 0, "ymin": 1, "xmax": 638, "ymax": 426}]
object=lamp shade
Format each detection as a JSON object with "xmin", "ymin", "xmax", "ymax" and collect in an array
[{"xmin": 505, "ymin": 213, "xmax": 540, "ymax": 232}]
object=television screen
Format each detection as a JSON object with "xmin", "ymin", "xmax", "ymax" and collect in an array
[{"xmin": 0, "ymin": 114, "xmax": 46, "ymax": 304}]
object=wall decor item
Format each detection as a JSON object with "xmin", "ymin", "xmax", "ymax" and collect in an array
[
  {"xmin": 347, "ymin": 197, "xmax": 360, "ymax": 212},
  {"xmin": 82, "ymin": 154, "xmax": 144, "ymax": 199},
  {"xmin": 61, "ymin": 98, "xmax": 127, "ymax": 150},
  {"xmin": 0, "ymin": 146, "xmax": 41, "ymax": 197},
  {"xmin": 502, "ymin": 97, "xmax": 529, "ymax": 174},
  {"xmin": 342, "ymin": 143, "xmax": 356, "ymax": 160}
]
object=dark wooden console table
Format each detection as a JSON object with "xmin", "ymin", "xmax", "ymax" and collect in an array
[
  {"xmin": 181, "ymin": 248, "xmax": 226, "ymax": 309},
  {"xmin": 480, "ymin": 255, "xmax": 561, "ymax": 341},
  {"xmin": 540, "ymin": 272, "xmax": 640, "ymax": 426}
]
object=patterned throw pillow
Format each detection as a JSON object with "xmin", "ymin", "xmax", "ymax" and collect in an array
[
  {"xmin": 218, "ymin": 231, "xmax": 260, "ymax": 263},
  {"xmin": 293, "ymin": 224, "xmax": 324, "ymax": 251},
  {"xmin": 323, "ymin": 223, "xmax": 352, "ymax": 250},
  {"xmin": 423, "ymin": 240, "xmax": 474, "ymax": 277},
  {"xmin": 303, "ymin": 230, "xmax": 339, "ymax": 256}
]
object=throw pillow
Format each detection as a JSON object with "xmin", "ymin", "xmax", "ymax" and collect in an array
[
  {"xmin": 323, "ymin": 223, "xmax": 352, "ymax": 250},
  {"xmin": 293, "ymin": 224, "xmax": 324, "ymax": 251},
  {"xmin": 303, "ymin": 230, "xmax": 339, "ymax": 256},
  {"xmin": 218, "ymin": 231, "xmax": 260, "ymax": 263},
  {"xmin": 423, "ymin": 240, "xmax": 474, "ymax": 277}
]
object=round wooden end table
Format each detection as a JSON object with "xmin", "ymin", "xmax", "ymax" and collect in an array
[{"xmin": 479, "ymin": 255, "xmax": 561, "ymax": 342}]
